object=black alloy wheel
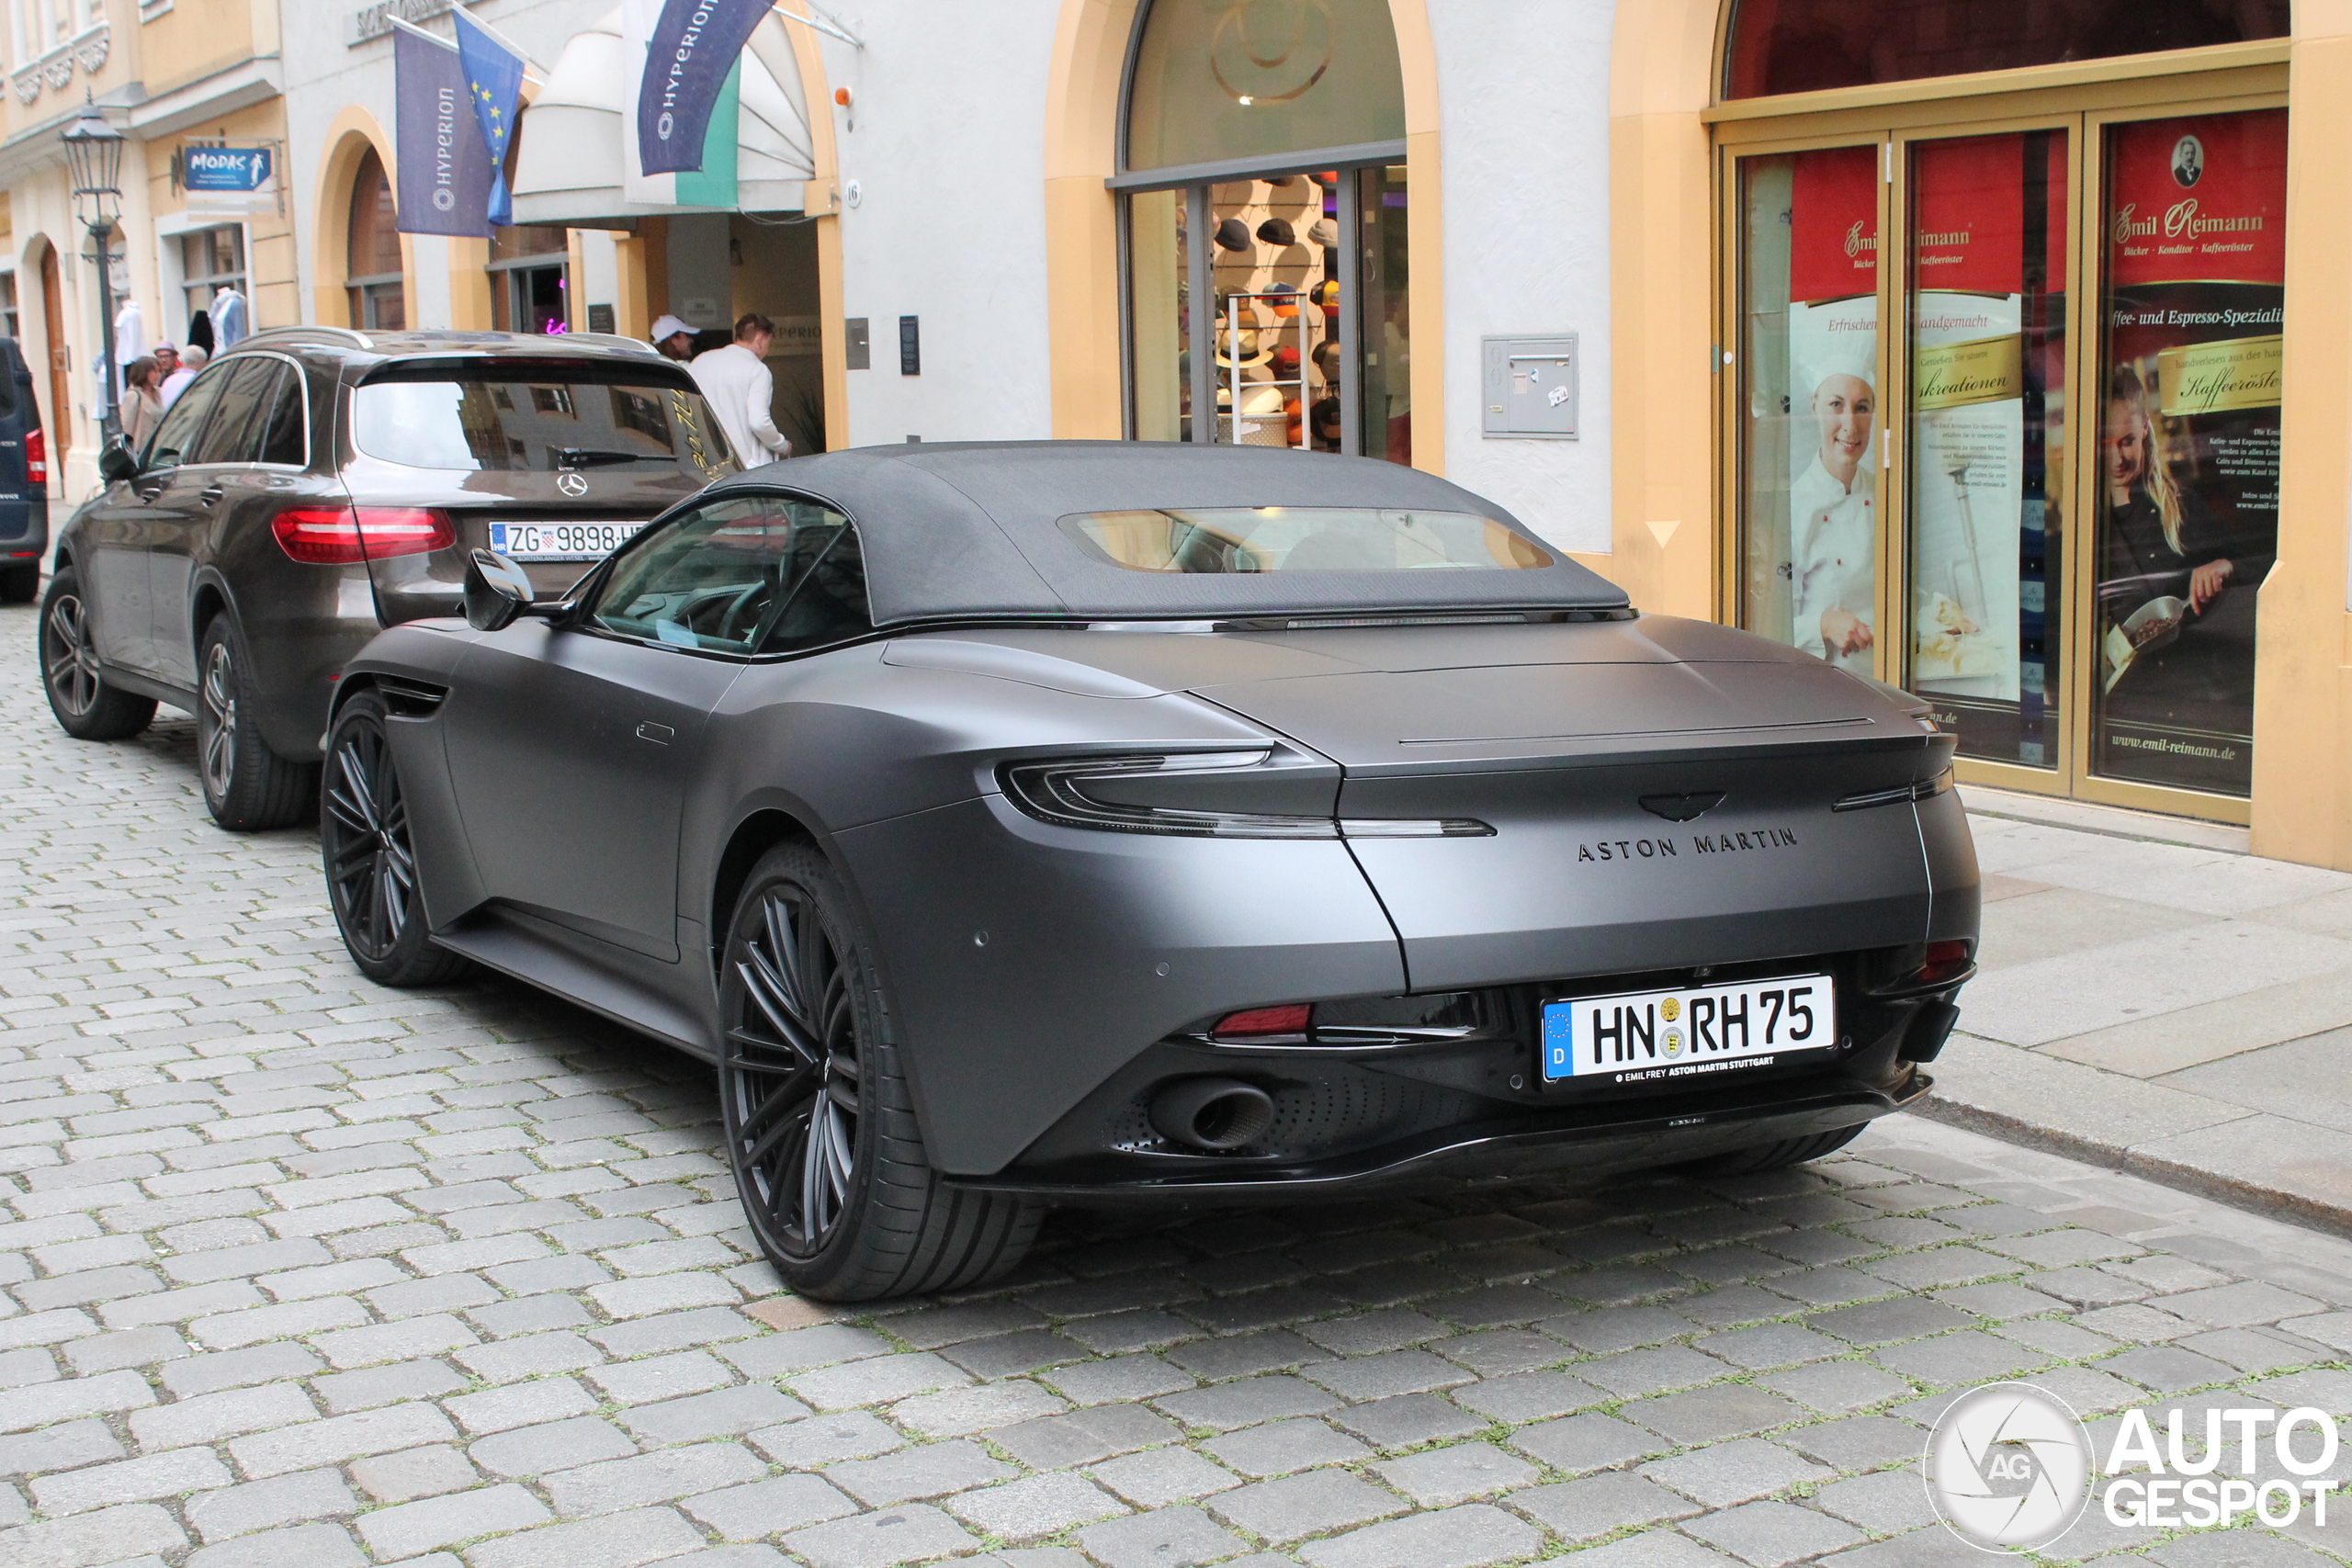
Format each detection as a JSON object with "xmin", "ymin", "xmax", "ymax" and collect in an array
[
  {"xmin": 718, "ymin": 842, "xmax": 1041, "ymax": 1300},
  {"xmin": 195, "ymin": 615, "xmax": 314, "ymax": 831},
  {"xmin": 38, "ymin": 566, "xmax": 154, "ymax": 740},
  {"xmin": 322, "ymin": 692, "xmax": 469, "ymax": 987}
]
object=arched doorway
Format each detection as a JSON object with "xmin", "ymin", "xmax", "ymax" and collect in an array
[
  {"xmin": 1116, "ymin": 0, "xmax": 1410, "ymax": 462},
  {"xmin": 345, "ymin": 146, "xmax": 405, "ymax": 330},
  {"xmin": 1707, "ymin": 0, "xmax": 2290, "ymax": 822}
]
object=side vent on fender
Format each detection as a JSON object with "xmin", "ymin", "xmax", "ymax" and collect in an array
[{"xmin": 377, "ymin": 677, "xmax": 448, "ymax": 719}]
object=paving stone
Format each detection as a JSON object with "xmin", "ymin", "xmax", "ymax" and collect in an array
[
  {"xmin": 989, "ymin": 1404, "xmax": 1180, "ymax": 1471},
  {"xmin": 946, "ymin": 1472, "xmax": 1130, "ymax": 1540},
  {"xmin": 1089, "ymin": 1446, "xmax": 1244, "ymax": 1508},
  {"xmin": 683, "ymin": 1473, "xmax": 860, "ymax": 1540},
  {"xmin": 30, "ymin": 1446, "xmax": 232, "ymax": 1514},
  {"xmin": 355, "ymin": 1483, "xmax": 551, "ymax": 1559},
  {"xmin": 1510, "ymin": 1472, "xmax": 1701, "ymax": 1542},
  {"xmin": 466, "ymin": 1506, "xmax": 712, "ymax": 1568},
  {"xmin": 1209, "ymin": 1469, "xmax": 1408, "ymax": 1542},
  {"xmin": 1642, "ymin": 1438, "xmax": 1834, "ymax": 1507},
  {"xmin": 1624, "ymin": 1382, "xmax": 1806, "ymax": 1444},
  {"xmin": 540, "ymin": 1440, "xmax": 769, "ymax": 1516},
  {"xmin": 749, "ymin": 1410, "xmax": 905, "ymax": 1468},
  {"xmin": 351, "ymin": 1444, "xmax": 481, "ymax": 1503},
  {"xmin": 776, "ymin": 1503, "xmax": 978, "ymax": 1568},
  {"xmin": 1075, "ymin": 1505, "xmax": 1247, "ymax": 1568},
  {"xmin": 1296, "ymin": 1502, "xmax": 1544, "ymax": 1568},
  {"xmin": 1681, "ymin": 1498, "xmax": 1865, "ymax": 1565},
  {"xmin": 824, "ymin": 1439, "xmax": 1012, "ymax": 1505},
  {"xmin": 1758, "ymin": 1359, "xmax": 1917, "ymax": 1414},
  {"xmin": 1510, "ymin": 1412, "xmax": 1670, "ymax": 1474},
  {"xmin": 1810, "ymin": 1469, "xmax": 1938, "ymax": 1533},
  {"xmin": 186, "ymin": 1471, "xmax": 359, "ymax": 1544},
  {"xmin": 1805, "ymin": 1299, "xmax": 1976, "ymax": 1346},
  {"xmin": 469, "ymin": 1416, "xmax": 639, "ymax": 1478},
  {"xmin": 1367, "ymin": 1442, "xmax": 1534, "ymax": 1506},
  {"xmin": 616, "ymin": 1382, "xmax": 809, "ymax": 1444},
  {"xmin": 1204, "ymin": 1416, "xmax": 1371, "ymax": 1477},
  {"xmin": 1156, "ymin": 1373, "xmax": 1339, "ymax": 1432}
]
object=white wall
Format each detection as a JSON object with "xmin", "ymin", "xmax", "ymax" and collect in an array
[
  {"xmin": 1429, "ymin": 0, "xmax": 1616, "ymax": 557},
  {"xmin": 808, "ymin": 6, "xmax": 1062, "ymax": 446}
]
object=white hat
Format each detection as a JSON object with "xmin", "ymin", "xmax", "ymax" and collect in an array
[{"xmin": 650, "ymin": 315, "xmax": 694, "ymax": 343}]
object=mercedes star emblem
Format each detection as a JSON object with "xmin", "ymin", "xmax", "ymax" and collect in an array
[{"xmin": 558, "ymin": 472, "xmax": 589, "ymax": 497}]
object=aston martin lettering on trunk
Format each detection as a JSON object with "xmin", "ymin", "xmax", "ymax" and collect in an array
[{"xmin": 1575, "ymin": 827, "xmax": 1799, "ymax": 862}]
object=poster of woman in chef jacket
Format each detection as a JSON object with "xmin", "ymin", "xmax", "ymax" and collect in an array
[
  {"xmin": 1781, "ymin": 146, "xmax": 1883, "ymax": 671},
  {"xmin": 1787, "ymin": 308, "xmax": 1879, "ymax": 669}
]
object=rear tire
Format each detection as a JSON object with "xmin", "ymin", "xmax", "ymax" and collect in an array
[
  {"xmin": 322, "ymin": 692, "xmax": 471, "ymax": 988},
  {"xmin": 719, "ymin": 842, "xmax": 1042, "ymax": 1302},
  {"xmin": 197, "ymin": 615, "xmax": 315, "ymax": 831},
  {"xmin": 1678, "ymin": 1122, "xmax": 1868, "ymax": 1177},
  {"xmin": 0, "ymin": 562, "xmax": 36, "ymax": 603},
  {"xmin": 39, "ymin": 566, "xmax": 155, "ymax": 740}
]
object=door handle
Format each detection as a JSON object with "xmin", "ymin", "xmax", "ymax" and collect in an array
[
  {"xmin": 136, "ymin": 486, "xmax": 163, "ymax": 502},
  {"xmin": 636, "ymin": 722, "xmax": 674, "ymax": 745},
  {"xmin": 198, "ymin": 485, "xmax": 226, "ymax": 508}
]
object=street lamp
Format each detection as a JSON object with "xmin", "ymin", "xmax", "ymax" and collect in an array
[{"xmin": 62, "ymin": 96, "xmax": 124, "ymax": 447}]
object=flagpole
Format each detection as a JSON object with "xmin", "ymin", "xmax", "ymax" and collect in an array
[
  {"xmin": 772, "ymin": 3, "xmax": 863, "ymax": 48},
  {"xmin": 385, "ymin": 14, "xmax": 457, "ymax": 51}
]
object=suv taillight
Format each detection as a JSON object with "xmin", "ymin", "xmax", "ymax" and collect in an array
[
  {"xmin": 27, "ymin": 427, "xmax": 46, "ymax": 487},
  {"xmin": 272, "ymin": 507, "xmax": 455, "ymax": 565}
]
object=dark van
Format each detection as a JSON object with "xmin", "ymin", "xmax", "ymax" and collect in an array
[{"xmin": 0, "ymin": 337, "xmax": 49, "ymax": 602}]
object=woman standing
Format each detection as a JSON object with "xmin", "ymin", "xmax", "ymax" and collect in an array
[{"xmin": 119, "ymin": 355, "xmax": 164, "ymax": 455}]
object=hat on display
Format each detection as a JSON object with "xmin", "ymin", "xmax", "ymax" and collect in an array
[
  {"xmin": 1310, "ymin": 170, "xmax": 1338, "ymax": 188},
  {"xmin": 1272, "ymin": 343, "xmax": 1301, "ymax": 374},
  {"xmin": 1214, "ymin": 217, "xmax": 1253, "ymax": 252},
  {"xmin": 1214, "ymin": 327, "xmax": 1272, "ymax": 368},
  {"xmin": 1306, "ymin": 219, "xmax": 1337, "ymax": 247},
  {"xmin": 1312, "ymin": 395, "xmax": 1342, "ymax": 436},
  {"xmin": 1265, "ymin": 174, "xmax": 1296, "ymax": 187},
  {"xmin": 650, "ymin": 314, "xmax": 694, "ymax": 343},
  {"xmin": 1256, "ymin": 217, "xmax": 1297, "ymax": 247},
  {"xmin": 1312, "ymin": 339, "xmax": 1341, "ymax": 379},
  {"xmin": 1238, "ymin": 384, "xmax": 1287, "ymax": 418},
  {"xmin": 1266, "ymin": 283, "xmax": 1299, "ymax": 319}
]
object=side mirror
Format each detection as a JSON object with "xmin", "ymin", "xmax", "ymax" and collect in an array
[
  {"xmin": 98, "ymin": 445, "xmax": 139, "ymax": 485},
  {"xmin": 463, "ymin": 549, "xmax": 537, "ymax": 632}
]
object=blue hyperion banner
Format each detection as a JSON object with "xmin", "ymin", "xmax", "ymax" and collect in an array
[
  {"xmin": 451, "ymin": 9, "xmax": 523, "ymax": 227},
  {"xmin": 634, "ymin": 0, "xmax": 770, "ymax": 176},
  {"xmin": 393, "ymin": 23, "xmax": 493, "ymax": 239}
]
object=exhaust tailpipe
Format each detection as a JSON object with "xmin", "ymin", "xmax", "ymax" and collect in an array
[{"xmin": 1149, "ymin": 1077, "xmax": 1274, "ymax": 1152}]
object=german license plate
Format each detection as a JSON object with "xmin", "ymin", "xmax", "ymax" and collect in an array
[
  {"xmin": 1540, "ymin": 974, "xmax": 1836, "ymax": 1089},
  {"xmin": 487, "ymin": 520, "xmax": 646, "ymax": 561}
]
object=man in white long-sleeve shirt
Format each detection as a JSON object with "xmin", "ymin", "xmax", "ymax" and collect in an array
[{"xmin": 688, "ymin": 313, "xmax": 792, "ymax": 468}]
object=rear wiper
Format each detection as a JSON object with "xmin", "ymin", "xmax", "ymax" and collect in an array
[{"xmin": 553, "ymin": 448, "xmax": 649, "ymax": 468}]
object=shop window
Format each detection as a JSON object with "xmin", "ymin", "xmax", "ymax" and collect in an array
[
  {"xmin": 345, "ymin": 146, "xmax": 405, "ymax": 332},
  {"xmin": 178, "ymin": 226, "xmax": 248, "ymax": 348},
  {"xmin": 1724, "ymin": 0, "xmax": 2289, "ymax": 99},
  {"xmin": 491, "ymin": 224, "xmax": 571, "ymax": 335},
  {"xmin": 1905, "ymin": 130, "xmax": 2067, "ymax": 771},
  {"xmin": 1119, "ymin": 0, "xmax": 1408, "ymax": 463},
  {"xmin": 2090, "ymin": 109, "xmax": 2284, "ymax": 799},
  {"xmin": 1125, "ymin": 0, "xmax": 1406, "ymax": 174}
]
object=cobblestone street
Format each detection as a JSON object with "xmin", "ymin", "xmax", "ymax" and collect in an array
[{"xmin": 9, "ymin": 597, "xmax": 2352, "ymax": 1568}]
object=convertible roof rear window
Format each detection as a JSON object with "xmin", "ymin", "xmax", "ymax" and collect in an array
[{"xmin": 1061, "ymin": 507, "xmax": 1552, "ymax": 574}]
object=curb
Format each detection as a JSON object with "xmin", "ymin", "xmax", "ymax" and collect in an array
[{"xmin": 1909, "ymin": 1093, "xmax": 2352, "ymax": 1245}]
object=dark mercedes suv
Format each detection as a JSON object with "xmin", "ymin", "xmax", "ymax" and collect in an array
[{"xmin": 38, "ymin": 327, "xmax": 739, "ymax": 829}]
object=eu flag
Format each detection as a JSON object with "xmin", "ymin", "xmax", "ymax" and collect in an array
[{"xmin": 453, "ymin": 10, "xmax": 524, "ymax": 227}]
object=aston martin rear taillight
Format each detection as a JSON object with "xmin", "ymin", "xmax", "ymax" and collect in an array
[
  {"xmin": 26, "ymin": 426, "xmax": 45, "ymax": 486},
  {"xmin": 273, "ymin": 507, "xmax": 455, "ymax": 564},
  {"xmin": 999, "ymin": 752, "xmax": 1492, "ymax": 840},
  {"xmin": 1914, "ymin": 940, "xmax": 1973, "ymax": 987}
]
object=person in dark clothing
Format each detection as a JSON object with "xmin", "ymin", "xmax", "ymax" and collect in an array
[{"xmin": 2099, "ymin": 365, "xmax": 2233, "ymax": 619}]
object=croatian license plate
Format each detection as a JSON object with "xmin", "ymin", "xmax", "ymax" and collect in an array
[
  {"xmin": 1540, "ymin": 974, "xmax": 1836, "ymax": 1089},
  {"xmin": 487, "ymin": 520, "xmax": 646, "ymax": 560}
]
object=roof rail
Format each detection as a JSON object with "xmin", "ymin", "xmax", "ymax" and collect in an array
[
  {"xmin": 560, "ymin": 332, "xmax": 661, "ymax": 356},
  {"xmin": 237, "ymin": 325, "xmax": 377, "ymax": 351}
]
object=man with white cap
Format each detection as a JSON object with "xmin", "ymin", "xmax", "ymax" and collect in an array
[
  {"xmin": 1788, "ymin": 323, "xmax": 1878, "ymax": 670},
  {"xmin": 650, "ymin": 315, "xmax": 696, "ymax": 363}
]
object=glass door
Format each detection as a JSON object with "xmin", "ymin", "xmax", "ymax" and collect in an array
[
  {"xmin": 1732, "ymin": 141, "xmax": 1890, "ymax": 676},
  {"xmin": 1897, "ymin": 126, "xmax": 2071, "ymax": 773},
  {"xmin": 2082, "ymin": 107, "xmax": 2285, "ymax": 804}
]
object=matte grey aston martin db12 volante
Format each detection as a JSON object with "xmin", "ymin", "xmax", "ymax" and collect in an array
[{"xmin": 323, "ymin": 443, "xmax": 1977, "ymax": 1301}]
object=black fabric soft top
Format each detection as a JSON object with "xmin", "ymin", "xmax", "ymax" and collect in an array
[{"xmin": 706, "ymin": 441, "xmax": 1629, "ymax": 625}]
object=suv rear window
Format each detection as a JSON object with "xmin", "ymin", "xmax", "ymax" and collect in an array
[{"xmin": 353, "ymin": 360, "xmax": 737, "ymax": 480}]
